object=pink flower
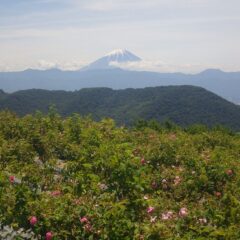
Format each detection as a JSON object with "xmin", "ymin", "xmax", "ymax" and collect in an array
[
  {"xmin": 50, "ymin": 190, "xmax": 61, "ymax": 197},
  {"xmin": 81, "ymin": 216, "xmax": 92, "ymax": 232},
  {"xmin": 46, "ymin": 232, "xmax": 53, "ymax": 240},
  {"xmin": 161, "ymin": 211, "xmax": 174, "ymax": 220},
  {"xmin": 147, "ymin": 207, "xmax": 155, "ymax": 214},
  {"xmin": 9, "ymin": 176, "xmax": 15, "ymax": 183},
  {"xmin": 141, "ymin": 158, "xmax": 146, "ymax": 165},
  {"xmin": 29, "ymin": 216, "xmax": 38, "ymax": 226},
  {"xmin": 226, "ymin": 169, "xmax": 233, "ymax": 176},
  {"xmin": 179, "ymin": 208, "xmax": 188, "ymax": 218},
  {"xmin": 80, "ymin": 216, "xmax": 89, "ymax": 224}
]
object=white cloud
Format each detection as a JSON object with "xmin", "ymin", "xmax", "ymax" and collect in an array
[
  {"xmin": 0, "ymin": 60, "xmax": 87, "ymax": 72},
  {"xmin": 35, "ymin": 60, "xmax": 87, "ymax": 71},
  {"xmin": 36, "ymin": 60, "xmax": 58, "ymax": 70},
  {"xmin": 109, "ymin": 60, "xmax": 218, "ymax": 73}
]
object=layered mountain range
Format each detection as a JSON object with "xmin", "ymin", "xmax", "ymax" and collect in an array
[{"xmin": 0, "ymin": 49, "xmax": 240, "ymax": 104}]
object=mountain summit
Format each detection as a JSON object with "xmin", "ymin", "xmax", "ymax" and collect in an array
[
  {"xmin": 104, "ymin": 49, "xmax": 141, "ymax": 62},
  {"xmin": 82, "ymin": 49, "xmax": 141, "ymax": 70}
]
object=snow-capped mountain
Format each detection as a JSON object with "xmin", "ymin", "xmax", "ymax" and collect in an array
[{"xmin": 82, "ymin": 49, "xmax": 141, "ymax": 70}]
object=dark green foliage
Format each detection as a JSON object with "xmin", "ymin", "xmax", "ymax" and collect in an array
[
  {"xmin": 0, "ymin": 86, "xmax": 240, "ymax": 130},
  {"xmin": 0, "ymin": 112, "xmax": 240, "ymax": 239}
]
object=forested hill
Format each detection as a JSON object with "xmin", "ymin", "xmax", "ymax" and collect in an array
[{"xmin": 0, "ymin": 85, "xmax": 240, "ymax": 129}]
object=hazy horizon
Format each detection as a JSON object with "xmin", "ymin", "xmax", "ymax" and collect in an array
[{"xmin": 1, "ymin": 0, "xmax": 240, "ymax": 73}]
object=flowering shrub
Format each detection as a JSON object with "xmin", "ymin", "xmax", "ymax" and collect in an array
[{"xmin": 0, "ymin": 111, "xmax": 240, "ymax": 239}]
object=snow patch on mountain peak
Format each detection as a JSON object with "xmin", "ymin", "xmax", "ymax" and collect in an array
[
  {"xmin": 81, "ymin": 49, "xmax": 142, "ymax": 70},
  {"xmin": 105, "ymin": 49, "xmax": 128, "ymax": 57}
]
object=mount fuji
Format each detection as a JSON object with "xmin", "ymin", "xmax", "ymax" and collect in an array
[{"xmin": 81, "ymin": 49, "xmax": 141, "ymax": 70}]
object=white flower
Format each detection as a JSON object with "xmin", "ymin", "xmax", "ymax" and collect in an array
[
  {"xmin": 150, "ymin": 216, "xmax": 157, "ymax": 223},
  {"xmin": 161, "ymin": 211, "xmax": 174, "ymax": 220},
  {"xmin": 198, "ymin": 218, "xmax": 207, "ymax": 224}
]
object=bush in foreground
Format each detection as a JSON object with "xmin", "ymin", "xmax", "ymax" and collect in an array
[{"xmin": 0, "ymin": 111, "xmax": 240, "ymax": 239}]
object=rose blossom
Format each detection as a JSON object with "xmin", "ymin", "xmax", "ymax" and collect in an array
[
  {"xmin": 80, "ymin": 216, "xmax": 89, "ymax": 224},
  {"xmin": 46, "ymin": 232, "xmax": 53, "ymax": 240},
  {"xmin": 161, "ymin": 211, "xmax": 174, "ymax": 220},
  {"xmin": 179, "ymin": 207, "xmax": 188, "ymax": 218},
  {"xmin": 29, "ymin": 216, "xmax": 38, "ymax": 226},
  {"xmin": 147, "ymin": 207, "xmax": 155, "ymax": 214},
  {"xmin": 9, "ymin": 176, "xmax": 15, "ymax": 183},
  {"xmin": 50, "ymin": 190, "xmax": 61, "ymax": 197}
]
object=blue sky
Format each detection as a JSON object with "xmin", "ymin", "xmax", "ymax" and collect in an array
[{"xmin": 0, "ymin": 0, "xmax": 240, "ymax": 72}]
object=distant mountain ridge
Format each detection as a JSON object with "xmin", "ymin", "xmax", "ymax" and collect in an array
[
  {"xmin": 0, "ymin": 67, "xmax": 240, "ymax": 104},
  {"xmin": 0, "ymin": 86, "xmax": 240, "ymax": 130},
  {"xmin": 0, "ymin": 49, "xmax": 240, "ymax": 103}
]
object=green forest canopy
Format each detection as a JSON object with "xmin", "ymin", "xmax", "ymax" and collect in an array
[{"xmin": 0, "ymin": 86, "xmax": 240, "ymax": 130}]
